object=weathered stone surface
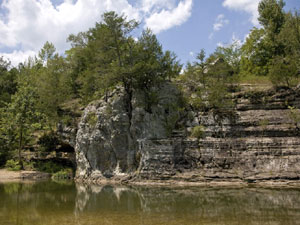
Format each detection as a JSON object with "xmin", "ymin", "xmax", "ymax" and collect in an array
[
  {"xmin": 74, "ymin": 84, "xmax": 300, "ymax": 185},
  {"xmin": 75, "ymin": 83, "xmax": 183, "ymax": 181}
]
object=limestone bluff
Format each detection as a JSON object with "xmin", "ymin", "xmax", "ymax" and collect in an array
[{"xmin": 59, "ymin": 82, "xmax": 300, "ymax": 186}]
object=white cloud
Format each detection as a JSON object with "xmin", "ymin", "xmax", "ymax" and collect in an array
[
  {"xmin": 189, "ymin": 51, "xmax": 194, "ymax": 56},
  {"xmin": 213, "ymin": 14, "xmax": 229, "ymax": 31},
  {"xmin": 1, "ymin": 50, "xmax": 36, "ymax": 67},
  {"xmin": 0, "ymin": 0, "xmax": 193, "ymax": 66},
  {"xmin": 140, "ymin": 0, "xmax": 176, "ymax": 13},
  {"xmin": 209, "ymin": 14, "xmax": 229, "ymax": 40},
  {"xmin": 222, "ymin": 0, "xmax": 260, "ymax": 25},
  {"xmin": 144, "ymin": 0, "xmax": 193, "ymax": 34}
]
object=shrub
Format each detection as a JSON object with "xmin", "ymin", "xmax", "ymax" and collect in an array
[
  {"xmin": 34, "ymin": 161, "xmax": 64, "ymax": 174},
  {"xmin": 86, "ymin": 111, "xmax": 98, "ymax": 127},
  {"xmin": 191, "ymin": 125, "xmax": 205, "ymax": 139},
  {"xmin": 52, "ymin": 168, "xmax": 73, "ymax": 180},
  {"xmin": 5, "ymin": 159, "xmax": 21, "ymax": 171},
  {"xmin": 288, "ymin": 106, "xmax": 300, "ymax": 130},
  {"xmin": 23, "ymin": 161, "xmax": 35, "ymax": 171}
]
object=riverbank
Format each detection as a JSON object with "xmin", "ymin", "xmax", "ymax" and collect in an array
[
  {"xmin": 75, "ymin": 173, "xmax": 300, "ymax": 188},
  {"xmin": 0, "ymin": 169, "xmax": 51, "ymax": 182}
]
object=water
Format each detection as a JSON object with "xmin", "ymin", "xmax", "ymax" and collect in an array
[{"xmin": 0, "ymin": 181, "xmax": 300, "ymax": 225}]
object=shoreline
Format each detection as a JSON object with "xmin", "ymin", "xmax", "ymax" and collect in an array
[
  {"xmin": 0, "ymin": 169, "xmax": 51, "ymax": 182},
  {"xmin": 1, "ymin": 169, "xmax": 300, "ymax": 188},
  {"xmin": 74, "ymin": 175, "xmax": 300, "ymax": 188}
]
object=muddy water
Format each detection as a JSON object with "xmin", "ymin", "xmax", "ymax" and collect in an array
[{"xmin": 0, "ymin": 181, "xmax": 300, "ymax": 225}]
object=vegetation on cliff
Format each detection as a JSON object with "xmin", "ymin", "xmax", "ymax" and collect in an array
[{"xmin": 0, "ymin": 0, "xmax": 299, "ymax": 171}]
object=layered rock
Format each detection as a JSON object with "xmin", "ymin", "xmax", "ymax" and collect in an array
[
  {"xmin": 75, "ymin": 83, "xmax": 183, "ymax": 181},
  {"xmin": 75, "ymin": 83, "xmax": 300, "ymax": 185}
]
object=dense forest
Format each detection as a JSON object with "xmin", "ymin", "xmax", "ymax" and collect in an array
[{"xmin": 0, "ymin": 0, "xmax": 299, "ymax": 174}]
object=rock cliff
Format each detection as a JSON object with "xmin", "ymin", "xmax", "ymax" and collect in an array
[{"xmin": 74, "ymin": 83, "xmax": 300, "ymax": 186}]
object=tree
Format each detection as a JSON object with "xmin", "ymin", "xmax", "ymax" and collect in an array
[
  {"xmin": 67, "ymin": 11, "xmax": 181, "ymax": 109},
  {"xmin": 0, "ymin": 80, "xmax": 43, "ymax": 168},
  {"xmin": 0, "ymin": 57, "xmax": 17, "ymax": 106},
  {"xmin": 38, "ymin": 41, "xmax": 56, "ymax": 63},
  {"xmin": 180, "ymin": 48, "xmax": 234, "ymax": 112},
  {"xmin": 215, "ymin": 41, "xmax": 242, "ymax": 77},
  {"xmin": 267, "ymin": 9, "xmax": 300, "ymax": 87},
  {"xmin": 240, "ymin": 0, "xmax": 286, "ymax": 77},
  {"xmin": 36, "ymin": 43, "xmax": 72, "ymax": 126},
  {"xmin": 269, "ymin": 55, "xmax": 298, "ymax": 87},
  {"xmin": 258, "ymin": 0, "xmax": 285, "ymax": 37}
]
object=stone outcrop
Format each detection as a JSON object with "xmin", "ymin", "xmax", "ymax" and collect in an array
[
  {"xmin": 74, "ymin": 83, "xmax": 300, "ymax": 185},
  {"xmin": 75, "ymin": 83, "xmax": 183, "ymax": 181}
]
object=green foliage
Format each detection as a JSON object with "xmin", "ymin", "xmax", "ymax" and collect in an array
[
  {"xmin": 0, "ymin": 57, "xmax": 17, "ymax": 106},
  {"xmin": 23, "ymin": 161, "xmax": 35, "ymax": 171},
  {"xmin": 215, "ymin": 41, "xmax": 242, "ymax": 76},
  {"xmin": 52, "ymin": 168, "xmax": 73, "ymax": 180},
  {"xmin": 191, "ymin": 125, "xmax": 205, "ymax": 139},
  {"xmin": 34, "ymin": 161, "xmax": 65, "ymax": 174},
  {"xmin": 288, "ymin": 106, "xmax": 300, "ymax": 130},
  {"xmin": 258, "ymin": 0, "xmax": 285, "ymax": 35},
  {"xmin": 240, "ymin": 0, "xmax": 300, "ymax": 87},
  {"xmin": 269, "ymin": 56, "xmax": 299, "ymax": 87},
  {"xmin": 180, "ymin": 50, "xmax": 236, "ymax": 113},
  {"xmin": 35, "ymin": 43, "xmax": 73, "ymax": 126},
  {"xmin": 5, "ymin": 159, "xmax": 21, "ymax": 171},
  {"xmin": 86, "ymin": 111, "xmax": 98, "ymax": 127},
  {"xmin": 258, "ymin": 119, "xmax": 269, "ymax": 128},
  {"xmin": 0, "ymin": 78, "xmax": 44, "ymax": 166},
  {"xmin": 67, "ymin": 12, "xmax": 181, "ymax": 107},
  {"xmin": 240, "ymin": 28, "xmax": 270, "ymax": 77}
]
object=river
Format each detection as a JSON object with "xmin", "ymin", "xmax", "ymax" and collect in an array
[{"xmin": 0, "ymin": 181, "xmax": 299, "ymax": 225}]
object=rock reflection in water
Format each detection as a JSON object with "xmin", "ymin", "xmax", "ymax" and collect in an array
[
  {"xmin": 74, "ymin": 184, "xmax": 300, "ymax": 225},
  {"xmin": 0, "ymin": 181, "xmax": 300, "ymax": 225}
]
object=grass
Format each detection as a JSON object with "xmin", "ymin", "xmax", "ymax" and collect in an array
[{"xmin": 238, "ymin": 74, "xmax": 272, "ymax": 85}]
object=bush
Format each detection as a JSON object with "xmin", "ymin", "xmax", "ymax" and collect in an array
[
  {"xmin": 52, "ymin": 168, "xmax": 73, "ymax": 180},
  {"xmin": 86, "ymin": 111, "xmax": 98, "ymax": 127},
  {"xmin": 5, "ymin": 159, "xmax": 21, "ymax": 171},
  {"xmin": 23, "ymin": 161, "xmax": 35, "ymax": 171},
  {"xmin": 191, "ymin": 125, "xmax": 205, "ymax": 139},
  {"xmin": 34, "ymin": 161, "xmax": 64, "ymax": 174}
]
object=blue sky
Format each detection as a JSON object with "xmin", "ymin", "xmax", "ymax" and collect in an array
[{"xmin": 0, "ymin": 0, "xmax": 299, "ymax": 66}]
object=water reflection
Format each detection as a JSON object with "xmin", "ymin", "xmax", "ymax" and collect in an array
[{"xmin": 0, "ymin": 181, "xmax": 300, "ymax": 225}]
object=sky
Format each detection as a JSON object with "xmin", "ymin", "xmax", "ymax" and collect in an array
[{"xmin": 0, "ymin": 0, "xmax": 299, "ymax": 66}]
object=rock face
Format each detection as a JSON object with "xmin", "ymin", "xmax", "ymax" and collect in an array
[
  {"xmin": 75, "ymin": 83, "xmax": 183, "ymax": 180},
  {"xmin": 75, "ymin": 83, "xmax": 300, "ymax": 185}
]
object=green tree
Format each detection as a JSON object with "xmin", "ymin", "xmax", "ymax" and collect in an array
[
  {"xmin": 269, "ymin": 55, "xmax": 298, "ymax": 87},
  {"xmin": 240, "ymin": 0, "xmax": 286, "ymax": 77},
  {"xmin": 0, "ymin": 80, "xmax": 43, "ymax": 167},
  {"xmin": 215, "ymin": 41, "xmax": 242, "ymax": 76},
  {"xmin": 258, "ymin": 0, "xmax": 285, "ymax": 37},
  {"xmin": 67, "ymin": 11, "xmax": 181, "ymax": 109},
  {"xmin": 36, "ymin": 43, "xmax": 72, "ymax": 126},
  {"xmin": 180, "ymin": 49, "xmax": 234, "ymax": 112},
  {"xmin": 0, "ymin": 57, "xmax": 17, "ymax": 106}
]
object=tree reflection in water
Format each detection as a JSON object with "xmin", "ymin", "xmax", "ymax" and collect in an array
[{"xmin": 0, "ymin": 181, "xmax": 300, "ymax": 225}]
